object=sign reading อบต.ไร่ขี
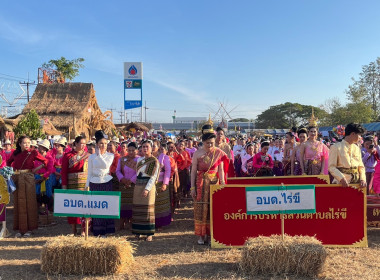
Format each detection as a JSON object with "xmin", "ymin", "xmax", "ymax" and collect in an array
[
  {"xmin": 246, "ymin": 185, "xmax": 316, "ymax": 215},
  {"xmin": 54, "ymin": 189, "xmax": 121, "ymax": 219}
]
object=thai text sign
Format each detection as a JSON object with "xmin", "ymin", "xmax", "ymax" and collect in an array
[
  {"xmin": 246, "ymin": 185, "xmax": 316, "ymax": 214},
  {"xmin": 211, "ymin": 184, "xmax": 367, "ymax": 248},
  {"xmin": 54, "ymin": 190, "xmax": 121, "ymax": 219}
]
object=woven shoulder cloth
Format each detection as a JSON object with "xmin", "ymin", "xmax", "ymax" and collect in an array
[{"xmin": 137, "ymin": 157, "xmax": 159, "ymax": 177}]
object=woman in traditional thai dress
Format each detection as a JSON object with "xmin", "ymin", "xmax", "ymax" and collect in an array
[
  {"xmin": 241, "ymin": 142, "xmax": 256, "ymax": 177},
  {"xmin": 300, "ymin": 126, "xmax": 326, "ymax": 175},
  {"xmin": 216, "ymin": 127, "xmax": 235, "ymax": 177},
  {"xmin": 152, "ymin": 139, "xmax": 160, "ymax": 158},
  {"xmin": 132, "ymin": 140, "xmax": 159, "ymax": 241},
  {"xmin": 34, "ymin": 139, "xmax": 55, "ymax": 212},
  {"xmin": 252, "ymin": 141, "xmax": 274, "ymax": 177},
  {"xmin": 61, "ymin": 136, "xmax": 89, "ymax": 236},
  {"xmin": 7, "ymin": 136, "xmax": 48, "ymax": 238},
  {"xmin": 3, "ymin": 140, "xmax": 14, "ymax": 166},
  {"xmin": 161, "ymin": 143, "xmax": 179, "ymax": 221},
  {"xmin": 119, "ymin": 141, "xmax": 128, "ymax": 157},
  {"xmin": 51, "ymin": 137, "xmax": 66, "ymax": 190},
  {"xmin": 86, "ymin": 131, "xmax": 115, "ymax": 237},
  {"xmin": 174, "ymin": 140, "xmax": 192, "ymax": 199},
  {"xmin": 191, "ymin": 125, "xmax": 228, "ymax": 245},
  {"xmin": 291, "ymin": 128, "xmax": 307, "ymax": 175},
  {"xmin": 116, "ymin": 142, "xmax": 139, "ymax": 230},
  {"xmin": 154, "ymin": 141, "xmax": 172, "ymax": 229},
  {"xmin": 283, "ymin": 132, "xmax": 297, "ymax": 176}
]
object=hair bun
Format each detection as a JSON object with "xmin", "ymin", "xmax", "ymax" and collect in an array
[{"xmin": 95, "ymin": 130, "xmax": 107, "ymax": 143}]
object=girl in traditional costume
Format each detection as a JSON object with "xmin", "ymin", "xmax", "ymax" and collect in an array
[
  {"xmin": 61, "ymin": 136, "xmax": 89, "ymax": 236},
  {"xmin": 86, "ymin": 130, "xmax": 115, "ymax": 237},
  {"xmin": 283, "ymin": 132, "xmax": 296, "ymax": 176},
  {"xmin": 174, "ymin": 140, "xmax": 192, "ymax": 199},
  {"xmin": 154, "ymin": 141, "xmax": 172, "ymax": 229},
  {"xmin": 291, "ymin": 128, "xmax": 307, "ymax": 175},
  {"xmin": 241, "ymin": 142, "xmax": 255, "ymax": 177},
  {"xmin": 191, "ymin": 125, "xmax": 228, "ymax": 245},
  {"xmin": 8, "ymin": 136, "xmax": 48, "ymax": 238},
  {"xmin": 34, "ymin": 139, "xmax": 55, "ymax": 212},
  {"xmin": 132, "ymin": 140, "xmax": 159, "ymax": 241},
  {"xmin": 51, "ymin": 137, "xmax": 66, "ymax": 190},
  {"xmin": 216, "ymin": 127, "xmax": 235, "ymax": 177},
  {"xmin": 161, "ymin": 143, "xmax": 179, "ymax": 221},
  {"xmin": 300, "ymin": 126, "xmax": 326, "ymax": 175},
  {"xmin": 252, "ymin": 141, "xmax": 274, "ymax": 177},
  {"xmin": 116, "ymin": 142, "xmax": 139, "ymax": 229}
]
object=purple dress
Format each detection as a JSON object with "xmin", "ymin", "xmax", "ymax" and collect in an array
[{"xmin": 116, "ymin": 156, "xmax": 138, "ymax": 219}]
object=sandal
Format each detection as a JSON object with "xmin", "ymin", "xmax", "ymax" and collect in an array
[
  {"xmin": 15, "ymin": 232, "xmax": 22, "ymax": 238},
  {"xmin": 135, "ymin": 234, "xmax": 141, "ymax": 241},
  {"xmin": 145, "ymin": 236, "xmax": 153, "ymax": 242},
  {"xmin": 197, "ymin": 238, "xmax": 205, "ymax": 245},
  {"xmin": 23, "ymin": 231, "xmax": 32, "ymax": 238}
]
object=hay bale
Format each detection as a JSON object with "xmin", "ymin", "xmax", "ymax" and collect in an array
[
  {"xmin": 240, "ymin": 235, "xmax": 326, "ymax": 277},
  {"xmin": 41, "ymin": 236, "xmax": 134, "ymax": 275}
]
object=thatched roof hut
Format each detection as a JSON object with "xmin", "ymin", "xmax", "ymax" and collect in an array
[{"xmin": 22, "ymin": 83, "xmax": 116, "ymax": 139}]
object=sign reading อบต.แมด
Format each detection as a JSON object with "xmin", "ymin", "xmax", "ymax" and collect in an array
[
  {"xmin": 246, "ymin": 185, "xmax": 316, "ymax": 214},
  {"xmin": 54, "ymin": 189, "xmax": 121, "ymax": 219}
]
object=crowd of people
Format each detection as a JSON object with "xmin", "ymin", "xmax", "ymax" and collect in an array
[{"xmin": 0, "ymin": 120, "xmax": 377, "ymax": 245}]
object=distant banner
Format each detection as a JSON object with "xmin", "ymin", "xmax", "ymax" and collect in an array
[
  {"xmin": 211, "ymin": 184, "xmax": 367, "ymax": 248},
  {"xmin": 54, "ymin": 189, "xmax": 121, "ymax": 219}
]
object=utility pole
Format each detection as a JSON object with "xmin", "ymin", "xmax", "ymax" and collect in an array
[
  {"xmin": 19, "ymin": 73, "xmax": 36, "ymax": 102},
  {"xmin": 143, "ymin": 101, "xmax": 149, "ymax": 123}
]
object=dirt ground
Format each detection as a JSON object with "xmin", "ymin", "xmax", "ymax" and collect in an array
[{"xmin": 1, "ymin": 198, "xmax": 380, "ymax": 280}]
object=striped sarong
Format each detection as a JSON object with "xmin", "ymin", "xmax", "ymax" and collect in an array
[
  {"xmin": 155, "ymin": 182, "xmax": 171, "ymax": 228},
  {"xmin": 67, "ymin": 172, "xmax": 87, "ymax": 225},
  {"xmin": 67, "ymin": 172, "xmax": 87, "ymax": 190},
  {"xmin": 132, "ymin": 178, "xmax": 156, "ymax": 236},
  {"xmin": 12, "ymin": 172, "xmax": 38, "ymax": 234}
]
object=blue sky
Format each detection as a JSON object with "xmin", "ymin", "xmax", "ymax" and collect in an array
[{"xmin": 1, "ymin": 0, "xmax": 380, "ymax": 123}]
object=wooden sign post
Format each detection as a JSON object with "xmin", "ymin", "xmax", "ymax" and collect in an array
[{"xmin": 54, "ymin": 189, "xmax": 121, "ymax": 239}]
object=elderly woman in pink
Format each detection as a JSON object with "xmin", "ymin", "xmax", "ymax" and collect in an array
[{"xmin": 116, "ymin": 142, "xmax": 139, "ymax": 230}]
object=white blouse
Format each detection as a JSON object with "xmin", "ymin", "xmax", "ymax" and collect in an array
[{"xmin": 86, "ymin": 152, "xmax": 114, "ymax": 186}]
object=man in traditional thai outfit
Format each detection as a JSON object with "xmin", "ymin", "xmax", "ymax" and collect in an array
[{"xmin": 328, "ymin": 123, "xmax": 366, "ymax": 188}]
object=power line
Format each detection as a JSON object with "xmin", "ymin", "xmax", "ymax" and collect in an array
[{"xmin": 0, "ymin": 72, "xmax": 29, "ymax": 80}]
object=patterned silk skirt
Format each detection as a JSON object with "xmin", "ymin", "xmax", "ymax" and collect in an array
[
  {"xmin": 305, "ymin": 159, "xmax": 322, "ymax": 175},
  {"xmin": 89, "ymin": 180, "xmax": 115, "ymax": 236},
  {"xmin": 155, "ymin": 182, "xmax": 171, "ymax": 228},
  {"xmin": 113, "ymin": 174, "xmax": 134, "ymax": 219},
  {"xmin": 194, "ymin": 175, "xmax": 218, "ymax": 237},
  {"xmin": 132, "ymin": 178, "xmax": 156, "ymax": 236},
  {"xmin": 12, "ymin": 172, "xmax": 38, "ymax": 234}
]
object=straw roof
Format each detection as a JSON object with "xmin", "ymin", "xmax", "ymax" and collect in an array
[
  {"xmin": 22, "ymin": 83, "xmax": 116, "ymax": 138},
  {"xmin": 123, "ymin": 122, "xmax": 149, "ymax": 132}
]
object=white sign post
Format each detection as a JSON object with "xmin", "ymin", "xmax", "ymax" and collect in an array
[{"xmin": 246, "ymin": 184, "xmax": 316, "ymax": 240}]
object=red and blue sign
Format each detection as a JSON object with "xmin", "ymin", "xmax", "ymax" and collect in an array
[{"xmin": 128, "ymin": 65, "xmax": 138, "ymax": 76}]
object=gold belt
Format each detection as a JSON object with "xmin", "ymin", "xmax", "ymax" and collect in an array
[{"xmin": 14, "ymin": 169, "xmax": 32, "ymax": 174}]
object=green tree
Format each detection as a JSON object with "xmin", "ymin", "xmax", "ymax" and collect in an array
[
  {"xmin": 14, "ymin": 109, "xmax": 45, "ymax": 139},
  {"xmin": 346, "ymin": 57, "xmax": 380, "ymax": 119},
  {"xmin": 255, "ymin": 102, "xmax": 328, "ymax": 129},
  {"xmin": 42, "ymin": 57, "xmax": 85, "ymax": 81},
  {"xmin": 230, "ymin": 118, "xmax": 250, "ymax": 122},
  {"xmin": 320, "ymin": 96, "xmax": 374, "ymax": 126}
]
